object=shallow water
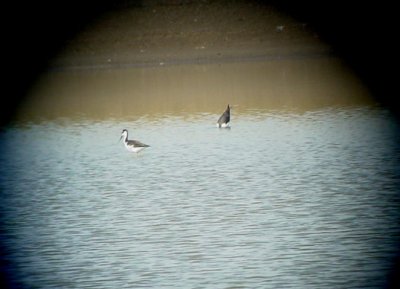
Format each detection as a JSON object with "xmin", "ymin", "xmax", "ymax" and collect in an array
[
  {"xmin": 16, "ymin": 57, "xmax": 372, "ymax": 121},
  {"xmin": 1, "ymin": 106, "xmax": 400, "ymax": 288}
]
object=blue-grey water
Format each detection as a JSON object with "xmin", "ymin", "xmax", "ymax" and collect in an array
[{"xmin": 1, "ymin": 106, "xmax": 400, "ymax": 288}]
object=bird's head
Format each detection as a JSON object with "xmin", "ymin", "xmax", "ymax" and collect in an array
[{"xmin": 119, "ymin": 129, "xmax": 128, "ymax": 142}]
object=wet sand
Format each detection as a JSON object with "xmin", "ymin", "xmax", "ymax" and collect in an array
[
  {"xmin": 16, "ymin": 0, "xmax": 372, "ymax": 122},
  {"xmin": 52, "ymin": 1, "xmax": 330, "ymax": 70},
  {"xmin": 4, "ymin": 0, "xmax": 398, "ymax": 127}
]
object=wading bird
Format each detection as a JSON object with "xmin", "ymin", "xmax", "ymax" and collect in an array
[
  {"xmin": 217, "ymin": 104, "xmax": 230, "ymax": 128},
  {"xmin": 119, "ymin": 129, "xmax": 150, "ymax": 153}
]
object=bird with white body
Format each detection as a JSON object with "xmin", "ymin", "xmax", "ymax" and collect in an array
[{"xmin": 119, "ymin": 129, "xmax": 150, "ymax": 154}]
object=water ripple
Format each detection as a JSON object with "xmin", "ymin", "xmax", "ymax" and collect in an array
[{"xmin": 0, "ymin": 106, "xmax": 399, "ymax": 288}]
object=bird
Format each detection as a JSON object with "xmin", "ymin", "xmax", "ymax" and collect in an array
[
  {"xmin": 119, "ymin": 129, "xmax": 150, "ymax": 153},
  {"xmin": 217, "ymin": 104, "xmax": 230, "ymax": 128}
]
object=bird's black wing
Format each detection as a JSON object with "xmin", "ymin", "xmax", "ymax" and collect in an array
[
  {"xmin": 217, "ymin": 111, "xmax": 230, "ymax": 124},
  {"xmin": 127, "ymin": 140, "xmax": 150, "ymax": 147}
]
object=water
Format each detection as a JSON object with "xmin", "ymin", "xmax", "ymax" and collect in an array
[
  {"xmin": 16, "ymin": 58, "xmax": 372, "ymax": 121},
  {"xmin": 1, "ymin": 106, "xmax": 400, "ymax": 288}
]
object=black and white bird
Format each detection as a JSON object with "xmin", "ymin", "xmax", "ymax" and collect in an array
[
  {"xmin": 119, "ymin": 129, "xmax": 150, "ymax": 153},
  {"xmin": 217, "ymin": 104, "xmax": 230, "ymax": 128}
]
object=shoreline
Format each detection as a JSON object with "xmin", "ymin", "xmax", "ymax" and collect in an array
[{"xmin": 50, "ymin": 47, "xmax": 334, "ymax": 72}]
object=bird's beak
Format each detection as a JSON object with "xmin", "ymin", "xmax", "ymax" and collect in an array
[{"xmin": 118, "ymin": 135, "xmax": 123, "ymax": 142}]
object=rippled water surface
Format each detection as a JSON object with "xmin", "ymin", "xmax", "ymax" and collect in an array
[{"xmin": 1, "ymin": 106, "xmax": 400, "ymax": 288}]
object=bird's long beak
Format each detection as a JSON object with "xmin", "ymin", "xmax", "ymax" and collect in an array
[{"xmin": 118, "ymin": 135, "xmax": 123, "ymax": 143}]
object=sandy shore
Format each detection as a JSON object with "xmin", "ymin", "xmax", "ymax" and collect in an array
[
  {"xmin": 52, "ymin": 1, "xmax": 330, "ymax": 70},
  {"xmin": 16, "ymin": 1, "xmax": 371, "ymax": 122}
]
